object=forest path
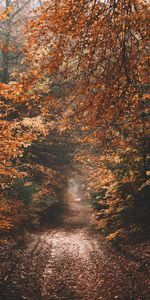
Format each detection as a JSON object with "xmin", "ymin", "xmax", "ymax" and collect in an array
[{"xmin": 1, "ymin": 182, "xmax": 149, "ymax": 300}]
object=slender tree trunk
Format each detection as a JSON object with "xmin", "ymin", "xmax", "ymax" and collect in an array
[
  {"xmin": 2, "ymin": 51, "xmax": 9, "ymax": 83},
  {"xmin": 1, "ymin": 0, "xmax": 11, "ymax": 83}
]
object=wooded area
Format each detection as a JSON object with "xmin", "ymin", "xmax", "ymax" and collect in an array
[{"xmin": 0, "ymin": 1, "xmax": 150, "ymax": 299}]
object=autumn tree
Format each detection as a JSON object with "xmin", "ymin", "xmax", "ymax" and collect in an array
[
  {"xmin": 0, "ymin": 0, "xmax": 43, "ymax": 83},
  {"xmin": 0, "ymin": 0, "xmax": 67, "ymax": 234},
  {"xmin": 24, "ymin": 0, "xmax": 149, "ymax": 180}
]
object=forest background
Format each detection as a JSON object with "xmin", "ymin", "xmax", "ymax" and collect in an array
[{"xmin": 0, "ymin": 0, "xmax": 149, "ymax": 249}]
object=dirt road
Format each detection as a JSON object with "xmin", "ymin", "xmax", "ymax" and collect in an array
[{"xmin": 1, "ymin": 189, "xmax": 149, "ymax": 300}]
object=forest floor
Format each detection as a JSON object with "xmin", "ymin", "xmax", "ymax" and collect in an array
[{"xmin": 0, "ymin": 192, "xmax": 150, "ymax": 300}]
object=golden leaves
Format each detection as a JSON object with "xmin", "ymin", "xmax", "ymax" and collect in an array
[
  {"xmin": 0, "ymin": 5, "xmax": 13, "ymax": 21},
  {"xmin": 106, "ymin": 229, "xmax": 125, "ymax": 241}
]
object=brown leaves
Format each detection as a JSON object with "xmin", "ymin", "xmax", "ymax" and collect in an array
[{"xmin": 0, "ymin": 197, "xmax": 24, "ymax": 232}]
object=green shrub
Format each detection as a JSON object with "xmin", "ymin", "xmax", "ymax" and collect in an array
[{"xmin": 11, "ymin": 178, "xmax": 38, "ymax": 205}]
